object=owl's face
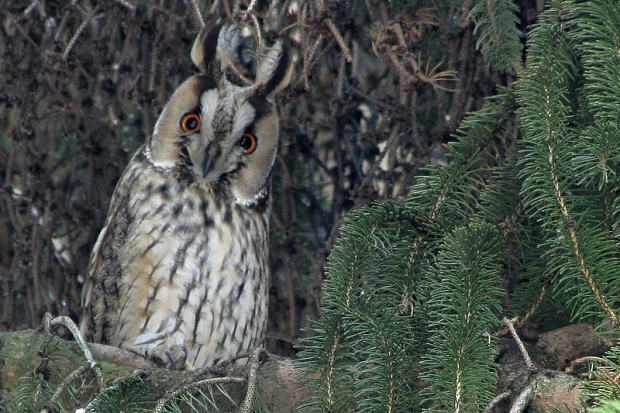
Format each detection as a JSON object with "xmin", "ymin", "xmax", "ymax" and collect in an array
[{"xmin": 147, "ymin": 21, "xmax": 291, "ymax": 204}]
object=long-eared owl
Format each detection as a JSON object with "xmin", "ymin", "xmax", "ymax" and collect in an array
[{"xmin": 79, "ymin": 19, "xmax": 291, "ymax": 369}]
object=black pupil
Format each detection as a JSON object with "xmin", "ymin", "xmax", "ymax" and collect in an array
[
  {"xmin": 239, "ymin": 136, "xmax": 252, "ymax": 150},
  {"xmin": 185, "ymin": 117, "xmax": 198, "ymax": 130}
]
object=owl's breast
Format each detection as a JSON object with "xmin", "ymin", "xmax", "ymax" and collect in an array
[{"xmin": 110, "ymin": 160, "xmax": 270, "ymax": 366}]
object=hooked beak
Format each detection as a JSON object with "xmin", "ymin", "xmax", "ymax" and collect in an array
[{"xmin": 202, "ymin": 146, "xmax": 219, "ymax": 179}]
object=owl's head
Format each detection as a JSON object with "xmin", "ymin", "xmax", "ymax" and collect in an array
[{"xmin": 147, "ymin": 19, "xmax": 292, "ymax": 205}]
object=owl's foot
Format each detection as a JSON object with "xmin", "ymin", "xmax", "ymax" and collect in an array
[
  {"xmin": 124, "ymin": 334, "xmax": 193, "ymax": 370},
  {"xmin": 160, "ymin": 344, "xmax": 191, "ymax": 370}
]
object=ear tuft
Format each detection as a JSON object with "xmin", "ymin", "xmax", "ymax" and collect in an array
[
  {"xmin": 192, "ymin": 19, "xmax": 292, "ymax": 96},
  {"xmin": 256, "ymin": 39, "xmax": 293, "ymax": 97},
  {"xmin": 191, "ymin": 18, "xmax": 225, "ymax": 75}
]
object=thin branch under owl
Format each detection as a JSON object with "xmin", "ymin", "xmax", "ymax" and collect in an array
[{"xmin": 79, "ymin": 18, "xmax": 291, "ymax": 370}]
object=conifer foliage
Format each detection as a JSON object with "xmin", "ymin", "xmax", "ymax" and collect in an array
[{"xmin": 300, "ymin": 0, "xmax": 620, "ymax": 411}]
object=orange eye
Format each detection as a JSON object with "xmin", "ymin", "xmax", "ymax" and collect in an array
[
  {"xmin": 180, "ymin": 113, "xmax": 201, "ymax": 133},
  {"xmin": 236, "ymin": 133, "xmax": 257, "ymax": 154}
]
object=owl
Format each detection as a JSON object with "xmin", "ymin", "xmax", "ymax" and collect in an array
[{"xmin": 79, "ymin": 19, "xmax": 291, "ymax": 370}]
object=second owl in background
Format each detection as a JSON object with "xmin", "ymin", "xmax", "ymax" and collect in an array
[{"xmin": 79, "ymin": 18, "xmax": 291, "ymax": 369}]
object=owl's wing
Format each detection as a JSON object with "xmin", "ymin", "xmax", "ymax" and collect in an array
[{"xmin": 79, "ymin": 148, "xmax": 145, "ymax": 343}]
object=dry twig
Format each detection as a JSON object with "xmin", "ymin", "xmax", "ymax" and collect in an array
[{"xmin": 502, "ymin": 317, "xmax": 535, "ymax": 371}]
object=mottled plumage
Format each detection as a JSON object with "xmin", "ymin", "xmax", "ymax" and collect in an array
[{"xmin": 80, "ymin": 19, "xmax": 291, "ymax": 369}]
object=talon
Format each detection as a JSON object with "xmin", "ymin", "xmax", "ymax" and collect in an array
[
  {"xmin": 162, "ymin": 344, "xmax": 189, "ymax": 370},
  {"xmin": 165, "ymin": 349, "xmax": 176, "ymax": 370}
]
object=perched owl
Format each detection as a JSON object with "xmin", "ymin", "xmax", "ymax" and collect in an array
[{"xmin": 79, "ymin": 19, "xmax": 291, "ymax": 369}]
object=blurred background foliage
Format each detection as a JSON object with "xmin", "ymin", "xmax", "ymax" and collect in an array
[{"xmin": 0, "ymin": 0, "xmax": 542, "ymax": 357}]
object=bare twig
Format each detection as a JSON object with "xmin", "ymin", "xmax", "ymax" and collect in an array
[
  {"xmin": 384, "ymin": 45, "xmax": 418, "ymax": 87},
  {"xmin": 54, "ymin": 9, "xmax": 71, "ymax": 42},
  {"xmin": 509, "ymin": 385, "xmax": 533, "ymax": 413},
  {"xmin": 62, "ymin": 6, "xmax": 101, "ymax": 60},
  {"xmin": 324, "ymin": 18, "xmax": 352, "ymax": 62},
  {"xmin": 44, "ymin": 314, "xmax": 96, "ymax": 370},
  {"xmin": 484, "ymin": 391, "xmax": 510, "ymax": 413},
  {"xmin": 336, "ymin": 36, "xmax": 347, "ymax": 98},
  {"xmin": 24, "ymin": 0, "xmax": 40, "ymax": 16},
  {"xmin": 43, "ymin": 313, "xmax": 104, "ymax": 391},
  {"xmin": 265, "ymin": 332, "xmax": 300, "ymax": 346},
  {"xmin": 210, "ymin": 0, "xmax": 221, "ymax": 15},
  {"xmin": 88, "ymin": 342, "xmax": 159, "ymax": 369},
  {"xmin": 240, "ymin": 0, "xmax": 259, "ymax": 20},
  {"xmin": 217, "ymin": 351, "xmax": 251, "ymax": 367},
  {"xmin": 565, "ymin": 356, "xmax": 610, "ymax": 372},
  {"xmin": 502, "ymin": 317, "xmax": 535, "ymax": 370},
  {"xmin": 350, "ymin": 85, "xmax": 397, "ymax": 110},
  {"xmin": 240, "ymin": 348, "xmax": 266, "ymax": 413},
  {"xmin": 250, "ymin": 14, "xmax": 262, "ymax": 48},
  {"xmin": 190, "ymin": 0, "xmax": 205, "ymax": 28},
  {"xmin": 303, "ymin": 37, "xmax": 323, "ymax": 90},
  {"xmin": 113, "ymin": 0, "xmax": 135, "ymax": 10},
  {"xmin": 227, "ymin": 63, "xmax": 253, "ymax": 85}
]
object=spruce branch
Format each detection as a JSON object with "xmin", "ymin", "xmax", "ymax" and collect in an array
[
  {"xmin": 518, "ymin": 0, "xmax": 620, "ymax": 325},
  {"xmin": 299, "ymin": 202, "xmax": 423, "ymax": 412},
  {"xmin": 469, "ymin": 0, "xmax": 523, "ymax": 73},
  {"xmin": 324, "ymin": 328, "xmax": 343, "ymax": 411},
  {"xmin": 47, "ymin": 365, "xmax": 88, "ymax": 408},
  {"xmin": 591, "ymin": 400, "xmax": 620, "ymax": 413},
  {"xmin": 420, "ymin": 223, "xmax": 503, "ymax": 413},
  {"xmin": 513, "ymin": 283, "xmax": 547, "ymax": 329},
  {"xmin": 583, "ymin": 345, "xmax": 620, "ymax": 407},
  {"xmin": 86, "ymin": 376, "xmax": 154, "ymax": 413},
  {"xmin": 571, "ymin": 0, "xmax": 620, "ymax": 123},
  {"xmin": 549, "ymin": 141, "xmax": 618, "ymax": 324},
  {"xmin": 153, "ymin": 377, "xmax": 244, "ymax": 413}
]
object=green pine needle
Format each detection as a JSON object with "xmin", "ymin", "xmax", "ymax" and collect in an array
[
  {"xmin": 85, "ymin": 377, "xmax": 153, "ymax": 413},
  {"xmin": 469, "ymin": 0, "xmax": 523, "ymax": 73}
]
